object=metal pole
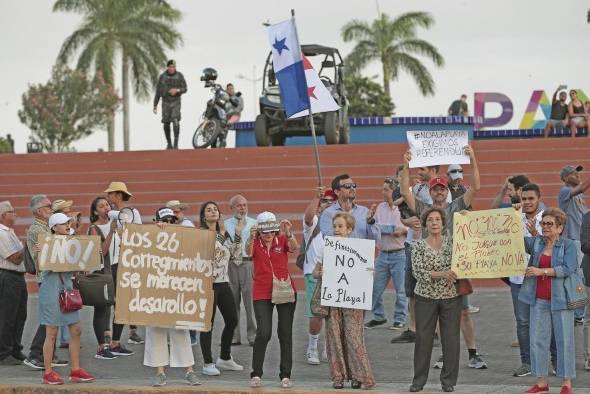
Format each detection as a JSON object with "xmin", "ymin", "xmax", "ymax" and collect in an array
[{"xmin": 291, "ymin": 8, "xmax": 322, "ymax": 187}]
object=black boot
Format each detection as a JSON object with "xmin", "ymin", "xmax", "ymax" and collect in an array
[{"xmin": 164, "ymin": 123, "xmax": 172, "ymax": 149}]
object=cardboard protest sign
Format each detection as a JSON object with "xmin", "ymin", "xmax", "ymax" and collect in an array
[
  {"xmin": 452, "ymin": 208, "xmax": 526, "ymax": 279},
  {"xmin": 38, "ymin": 235, "xmax": 101, "ymax": 272},
  {"xmin": 321, "ymin": 236, "xmax": 375, "ymax": 310},
  {"xmin": 114, "ymin": 224, "xmax": 216, "ymax": 331},
  {"xmin": 407, "ymin": 130, "xmax": 470, "ymax": 168}
]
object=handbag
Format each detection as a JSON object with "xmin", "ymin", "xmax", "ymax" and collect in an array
[
  {"xmin": 77, "ymin": 224, "xmax": 115, "ymax": 307},
  {"xmin": 456, "ymin": 279, "xmax": 473, "ymax": 296},
  {"xmin": 310, "ymin": 277, "xmax": 329, "ymax": 318},
  {"xmin": 564, "ymin": 267, "xmax": 589, "ymax": 310},
  {"xmin": 265, "ymin": 239, "xmax": 295, "ymax": 304},
  {"xmin": 58, "ymin": 273, "xmax": 83, "ymax": 313}
]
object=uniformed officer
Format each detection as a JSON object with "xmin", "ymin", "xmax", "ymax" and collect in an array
[{"xmin": 153, "ymin": 59, "xmax": 187, "ymax": 149}]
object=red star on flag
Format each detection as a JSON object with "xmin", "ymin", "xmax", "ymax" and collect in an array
[{"xmin": 308, "ymin": 86, "xmax": 317, "ymax": 100}]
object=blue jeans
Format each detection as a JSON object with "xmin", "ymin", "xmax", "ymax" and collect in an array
[
  {"xmin": 510, "ymin": 282, "xmax": 530, "ymax": 364},
  {"xmin": 371, "ymin": 250, "xmax": 407, "ymax": 324},
  {"xmin": 530, "ymin": 299, "xmax": 575, "ymax": 379}
]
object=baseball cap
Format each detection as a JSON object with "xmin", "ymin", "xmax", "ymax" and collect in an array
[
  {"xmin": 447, "ymin": 164, "xmax": 463, "ymax": 180},
  {"xmin": 560, "ymin": 165, "xmax": 583, "ymax": 180},
  {"xmin": 429, "ymin": 177, "xmax": 449, "ymax": 190},
  {"xmin": 167, "ymin": 59, "xmax": 176, "ymax": 66},
  {"xmin": 256, "ymin": 211, "xmax": 280, "ymax": 233},
  {"xmin": 322, "ymin": 190, "xmax": 337, "ymax": 200},
  {"xmin": 155, "ymin": 207, "xmax": 177, "ymax": 223},
  {"xmin": 48, "ymin": 213, "xmax": 72, "ymax": 230}
]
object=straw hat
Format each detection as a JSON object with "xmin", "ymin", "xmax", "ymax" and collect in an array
[
  {"xmin": 51, "ymin": 199, "xmax": 73, "ymax": 213},
  {"xmin": 166, "ymin": 200, "xmax": 188, "ymax": 210},
  {"xmin": 104, "ymin": 182, "xmax": 133, "ymax": 197}
]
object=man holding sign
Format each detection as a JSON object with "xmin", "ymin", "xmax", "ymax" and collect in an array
[{"xmin": 400, "ymin": 145, "xmax": 488, "ymax": 370}]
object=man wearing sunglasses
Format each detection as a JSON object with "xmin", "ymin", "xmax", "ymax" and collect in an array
[{"xmin": 318, "ymin": 174, "xmax": 379, "ymax": 241}]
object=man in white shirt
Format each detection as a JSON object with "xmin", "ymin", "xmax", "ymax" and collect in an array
[
  {"xmin": 0, "ymin": 201, "xmax": 27, "ymax": 366},
  {"xmin": 302, "ymin": 187, "xmax": 336, "ymax": 365}
]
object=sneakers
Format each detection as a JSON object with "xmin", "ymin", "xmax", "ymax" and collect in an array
[
  {"xmin": 322, "ymin": 348, "xmax": 328, "ymax": 362},
  {"xmin": 94, "ymin": 346, "xmax": 117, "ymax": 360},
  {"xmin": 43, "ymin": 370, "xmax": 64, "ymax": 385},
  {"xmin": 202, "ymin": 363, "xmax": 221, "ymax": 376},
  {"xmin": 433, "ymin": 355, "xmax": 444, "ymax": 369},
  {"xmin": 152, "ymin": 372, "xmax": 167, "ymax": 387},
  {"xmin": 390, "ymin": 322, "xmax": 405, "ymax": 330},
  {"xmin": 0, "ymin": 355, "xmax": 22, "ymax": 366},
  {"xmin": 560, "ymin": 385, "xmax": 573, "ymax": 394},
  {"xmin": 525, "ymin": 384, "xmax": 549, "ymax": 393},
  {"xmin": 390, "ymin": 330, "xmax": 415, "ymax": 343},
  {"xmin": 468, "ymin": 305, "xmax": 480, "ymax": 313},
  {"xmin": 281, "ymin": 377, "xmax": 293, "ymax": 388},
  {"xmin": 513, "ymin": 363, "xmax": 532, "ymax": 377},
  {"xmin": 185, "ymin": 370, "xmax": 201, "ymax": 386},
  {"xmin": 110, "ymin": 344, "xmax": 135, "ymax": 356},
  {"xmin": 442, "ymin": 384, "xmax": 454, "ymax": 392},
  {"xmin": 24, "ymin": 357, "xmax": 44, "ymax": 370},
  {"xmin": 467, "ymin": 354, "xmax": 488, "ymax": 369},
  {"xmin": 364, "ymin": 319, "xmax": 387, "ymax": 329},
  {"xmin": 216, "ymin": 357, "xmax": 243, "ymax": 371},
  {"xmin": 52, "ymin": 357, "xmax": 69, "ymax": 367},
  {"xmin": 127, "ymin": 332, "xmax": 144, "ymax": 344},
  {"xmin": 575, "ymin": 317, "xmax": 584, "ymax": 326},
  {"xmin": 433, "ymin": 333, "xmax": 441, "ymax": 348},
  {"xmin": 69, "ymin": 368, "xmax": 96, "ymax": 383},
  {"xmin": 250, "ymin": 376, "xmax": 262, "ymax": 388},
  {"xmin": 306, "ymin": 349, "xmax": 320, "ymax": 365}
]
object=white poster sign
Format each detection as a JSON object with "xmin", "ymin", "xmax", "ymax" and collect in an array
[
  {"xmin": 321, "ymin": 236, "xmax": 375, "ymax": 310},
  {"xmin": 407, "ymin": 130, "xmax": 470, "ymax": 168}
]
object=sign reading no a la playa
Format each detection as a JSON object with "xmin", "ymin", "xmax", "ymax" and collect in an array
[
  {"xmin": 321, "ymin": 236, "xmax": 375, "ymax": 310},
  {"xmin": 38, "ymin": 235, "xmax": 102, "ymax": 272},
  {"xmin": 451, "ymin": 208, "xmax": 526, "ymax": 279},
  {"xmin": 407, "ymin": 130, "xmax": 470, "ymax": 168}
]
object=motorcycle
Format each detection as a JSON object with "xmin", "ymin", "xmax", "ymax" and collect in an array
[{"xmin": 192, "ymin": 67, "xmax": 240, "ymax": 149}]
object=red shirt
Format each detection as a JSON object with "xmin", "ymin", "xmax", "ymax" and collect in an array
[
  {"xmin": 251, "ymin": 234, "xmax": 296, "ymax": 301},
  {"xmin": 535, "ymin": 254, "xmax": 552, "ymax": 300}
]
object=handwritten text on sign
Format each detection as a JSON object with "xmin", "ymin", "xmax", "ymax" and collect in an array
[
  {"xmin": 407, "ymin": 130, "xmax": 469, "ymax": 168},
  {"xmin": 114, "ymin": 224, "xmax": 216, "ymax": 331},
  {"xmin": 39, "ymin": 235, "xmax": 101, "ymax": 272},
  {"xmin": 321, "ymin": 236, "xmax": 375, "ymax": 310},
  {"xmin": 452, "ymin": 208, "xmax": 526, "ymax": 279}
]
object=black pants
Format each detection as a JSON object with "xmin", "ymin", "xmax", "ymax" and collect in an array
[
  {"xmin": 110, "ymin": 264, "xmax": 136, "ymax": 341},
  {"xmin": 93, "ymin": 305, "xmax": 111, "ymax": 345},
  {"xmin": 413, "ymin": 294, "xmax": 462, "ymax": 388},
  {"xmin": 29, "ymin": 281, "xmax": 46, "ymax": 361},
  {"xmin": 200, "ymin": 282, "xmax": 238, "ymax": 364},
  {"xmin": 251, "ymin": 297, "xmax": 296, "ymax": 379},
  {"xmin": 0, "ymin": 270, "xmax": 27, "ymax": 360}
]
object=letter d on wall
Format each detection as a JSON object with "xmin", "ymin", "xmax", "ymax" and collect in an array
[{"xmin": 474, "ymin": 92, "xmax": 513, "ymax": 130}]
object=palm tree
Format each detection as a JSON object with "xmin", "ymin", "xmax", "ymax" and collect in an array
[
  {"xmin": 342, "ymin": 12, "xmax": 444, "ymax": 99},
  {"xmin": 54, "ymin": 0, "xmax": 182, "ymax": 151}
]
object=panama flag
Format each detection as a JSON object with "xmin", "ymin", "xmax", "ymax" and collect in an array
[{"xmin": 267, "ymin": 18, "xmax": 339, "ymax": 119}]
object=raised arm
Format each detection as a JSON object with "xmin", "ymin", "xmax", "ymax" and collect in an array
[
  {"xmin": 491, "ymin": 177, "xmax": 510, "ymax": 209},
  {"xmin": 462, "ymin": 145, "xmax": 480, "ymax": 208},
  {"xmin": 400, "ymin": 151, "xmax": 416, "ymax": 212},
  {"xmin": 304, "ymin": 187, "xmax": 324, "ymax": 227},
  {"xmin": 570, "ymin": 176, "xmax": 590, "ymax": 198}
]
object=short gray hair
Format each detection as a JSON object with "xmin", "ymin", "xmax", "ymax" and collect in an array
[
  {"xmin": 229, "ymin": 194, "xmax": 247, "ymax": 208},
  {"xmin": 30, "ymin": 194, "xmax": 48, "ymax": 212}
]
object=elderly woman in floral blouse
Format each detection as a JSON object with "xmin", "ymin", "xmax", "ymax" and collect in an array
[{"xmin": 410, "ymin": 207, "xmax": 461, "ymax": 393}]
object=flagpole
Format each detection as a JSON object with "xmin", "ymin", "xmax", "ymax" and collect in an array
[{"xmin": 291, "ymin": 9, "xmax": 323, "ymax": 187}]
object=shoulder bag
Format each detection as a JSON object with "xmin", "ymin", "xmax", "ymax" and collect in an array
[
  {"xmin": 295, "ymin": 223, "xmax": 321, "ymax": 271},
  {"xmin": 58, "ymin": 273, "xmax": 83, "ymax": 313},
  {"xmin": 267, "ymin": 240, "xmax": 295, "ymax": 304},
  {"xmin": 560, "ymin": 240, "xmax": 590, "ymax": 309},
  {"xmin": 76, "ymin": 224, "xmax": 115, "ymax": 307}
]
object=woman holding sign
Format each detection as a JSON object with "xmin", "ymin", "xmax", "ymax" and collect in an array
[
  {"xmin": 519, "ymin": 208, "xmax": 578, "ymax": 394},
  {"xmin": 198, "ymin": 201, "xmax": 244, "ymax": 376},
  {"xmin": 247, "ymin": 211, "xmax": 298, "ymax": 389},
  {"xmin": 313, "ymin": 212, "xmax": 376, "ymax": 390},
  {"xmin": 39, "ymin": 213, "xmax": 96, "ymax": 385},
  {"xmin": 410, "ymin": 207, "xmax": 461, "ymax": 393}
]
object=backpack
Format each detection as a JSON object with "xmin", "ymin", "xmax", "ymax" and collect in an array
[{"xmin": 295, "ymin": 223, "xmax": 321, "ymax": 271}]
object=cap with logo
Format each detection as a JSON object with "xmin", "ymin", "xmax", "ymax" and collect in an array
[
  {"xmin": 560, "ymin": 165, "xmax": 583, "ymax": 180},
  {"xmin": 256, "ymin": 211, "xmax": 280, "ymax": 233},
  {"xmin": 447, "ymin": 164, "xmax": 463, "ymax": 180},
  {"xmin": 429, "ymin": 177, "xmax": 449, "ymax": 190},
  {"xmin": 155, "ymin": 207, "xmax": 177, "ymax": 223},
  {"xmin": 48, "ymin": 212, "xmax": 72, "ymax": 230},
  {"xmin": 104, "ymin": 182, "xmax": 133, "ymax": 197}
]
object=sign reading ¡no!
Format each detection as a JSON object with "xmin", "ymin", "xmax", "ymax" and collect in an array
[
  {"xmin": 38, "ymin": 235, "xmax": 102, "ymax": 272},
  {"xmin": 114, "ymin": 224, "xmax": 216, "ymax": 331}
]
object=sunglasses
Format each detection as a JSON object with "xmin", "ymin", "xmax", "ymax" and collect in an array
[
  {"xmin": 540, "ymin": 221, "xmax": 555, "ymax": 227},
  {"xmin": 320, "ymin": 199, "xmax": 335, "ymax": 204},
  {"xmin": 448, "ymin": 169, "xmax": 463, "ymax": 174},
  {"xmin": 339, "ymin": 183, "xmax": 357, "ymax": 190}
]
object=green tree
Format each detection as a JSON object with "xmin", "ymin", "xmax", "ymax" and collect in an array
[
  {"xmin": 342, "ymin": 12, "xmax": 444, "ymax": 99},
  {"xmin": 18, "ymin": 67, "xmax": 119, "ymax": 152},
  {"xmin": 54, "ymin": 0, "xmax": 182, "ymax": 151},
  {"xmin": 344, "ymin": 73, "xmax": 395, "ymax": 117},
  {"xmin": 0, "ymin": 137, "xmax": 11, "ymax": 153}
]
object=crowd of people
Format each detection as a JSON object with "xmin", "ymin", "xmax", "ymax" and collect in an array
[
  {"xmin": 0, "ymin": 145, "xmax": 589, "ymax": 393},
  {"xmin": 544, "ymin": 88, "xmax": 590, "ymax": 138}
]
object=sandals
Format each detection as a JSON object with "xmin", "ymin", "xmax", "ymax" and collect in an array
[
  {"xmin": 351, "ymin": 379, "xmax": 362, "ymax": 389},
  {"xmin": 333, "ymin": 382, "xmax": 344, "ymax": 389}
]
